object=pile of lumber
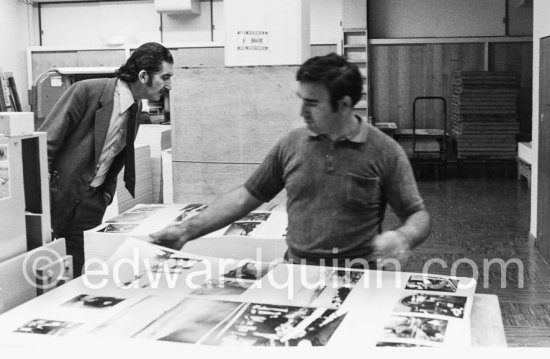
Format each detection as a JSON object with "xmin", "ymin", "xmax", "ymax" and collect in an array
[{"xmin": 451, "ymin": 71, "xmax": 519, "ymax": 159}]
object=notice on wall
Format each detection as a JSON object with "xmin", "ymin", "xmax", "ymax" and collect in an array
[
  {"xmin": 0, "ymin": 144, "xmax": 10, "ymax": 200},
  {"xmin": 237, "ymin": 31, "xmax": 269, "ymax": 51}
]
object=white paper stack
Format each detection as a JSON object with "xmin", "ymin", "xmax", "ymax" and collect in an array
[
  {"xmin": 160, "ymin": 148, "xmax": 172, "ymax": 204},
  {"xmin": 115, "ymin": 144, "xmax": 152, "ymax": 213},
  {"xmin": 135, "ymin": 124, "xmax": 171, "ymax": 203}
]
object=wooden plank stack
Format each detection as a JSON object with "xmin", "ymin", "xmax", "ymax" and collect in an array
[{"xmin": 451, "ymin": 71, "xmax": 520, "ymax": 159}]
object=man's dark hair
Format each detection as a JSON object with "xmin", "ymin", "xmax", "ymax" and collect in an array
[
  {"xmin": 296, "ymin": 53, "xmax": 363, "ymax": 111},
  {"xmin": 116, "ymin": 42, "xmax": 173, "ymax": 83}
]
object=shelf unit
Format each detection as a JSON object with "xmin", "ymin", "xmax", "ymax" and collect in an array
[{"xmin": 342, "ymin": 28, "xmax": 369, "ymax": 119}]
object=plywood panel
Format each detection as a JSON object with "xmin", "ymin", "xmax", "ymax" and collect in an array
[
  {"xmin": 171, "ymin": 66, "xmax": 302, "ymax": 163},
  {"xmin": 537, "ymin": 37, "xmax": 550, "ymax": 262},
  {"xmin": 310, "ymin": 44, "xmax": 338, "ymax": 57},
  {"xmin": 489, "ymin": 42, "xmax": 533, "ymax": 140},
  {"xmin": 172, "ymin": 161, "xmax": 260, "ymax": 204},
  {"xmin": 370, "ymin": 43, "xmax": 485, "ymax": 129},
  {"xmin": 76, "ymin": 49, "xmax": 126, "ymax": 67},
  {"xmin": 31, "ymin": 51, "xmax": 78, "ymax": 83},
  {"xmin": 172, "ymin": 47, "xmax": 225, "ymax": 68}
]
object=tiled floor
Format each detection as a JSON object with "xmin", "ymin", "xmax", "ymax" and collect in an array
[{"xmin": 385, "ymin": 162, "xmax": 550, "ymax": 346}]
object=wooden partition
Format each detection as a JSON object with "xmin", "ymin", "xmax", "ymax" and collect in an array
[
  {"xmin": 171, "ymin": 66, "xmax": 302, "ymax": 203},
  {"xmin": 370, "ymin": 43, "xmax": 485, "ymax": 130},
  {"xmin": 369, "ymin": 40, "xmax": 532, "ymax": 139}
]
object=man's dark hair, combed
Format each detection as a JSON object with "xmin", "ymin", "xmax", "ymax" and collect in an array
[
  {"xmin": 116, "ymin": 42, "xmax": 173, "ymax": 82},
  {"xmin": 296, "ymin": 53, "xmax": 363, "ymax": 111}
]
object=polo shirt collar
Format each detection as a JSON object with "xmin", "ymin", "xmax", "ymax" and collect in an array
[{"xmin": 307, "ymin": 114, "xmax": 368, "ymax": 143}]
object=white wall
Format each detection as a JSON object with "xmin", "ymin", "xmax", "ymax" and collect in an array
[
  {"xmin": 40, "ymin": 1, "xmax": 161, "ymax": 46},
  {"xmin": 310, "ymin": 0, "xmax": 342, "ymax": 45},
  {"xmin": 223, "ymin": 0, "xmax": 310, "ymax": 66},
  {"xmin": 161, "ymin": 0, "xmax": 224, "ymax": 43},
  {"xmin": 0, "ymin": 1, "xmax": 31, "ymax": 110},
  {"xmin": 530, "ymin": 0, "xmax": 550, "ymax": 238},
  {"xmin": 38, "ymin": 0, "xmax": 340, "ymax": 47}
]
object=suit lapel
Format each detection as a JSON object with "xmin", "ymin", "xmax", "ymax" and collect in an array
[{"xmin": 94, "ymin": 78, "xmax": 118, "ymax": 164}]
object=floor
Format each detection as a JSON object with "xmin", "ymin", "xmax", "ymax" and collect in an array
[{"xmin": 384, "ymin": 161, "xmax": 550, "ymax": 347}]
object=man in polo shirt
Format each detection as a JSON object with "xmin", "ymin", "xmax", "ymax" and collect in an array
[{"xmin": 151, "ymin": 53, "xmax": 431, "ymax": 269}]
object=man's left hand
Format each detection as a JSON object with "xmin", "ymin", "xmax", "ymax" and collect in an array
[{"xmin": 370, "ymin": 230, "xmax": 411, "ymax": 269}]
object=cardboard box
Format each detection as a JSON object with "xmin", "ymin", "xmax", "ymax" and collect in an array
[{"xmin": 0, "ymin": 112, "xmax": 34, "ymax": 136}]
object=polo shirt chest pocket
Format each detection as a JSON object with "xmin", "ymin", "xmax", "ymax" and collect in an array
[{"xmin": 345, "ymin": 173, "xmax": 381, "ymax": 209}]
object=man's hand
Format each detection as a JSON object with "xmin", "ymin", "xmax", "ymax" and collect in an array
[
  {"xmin": 149, "ymin": 224, "xmax": 190, "ymax": 251},
  {"xmin": 370, "ymin": 230, "xmax": 411, "ymax": 269}
]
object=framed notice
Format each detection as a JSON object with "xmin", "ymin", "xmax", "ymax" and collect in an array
[{"xmin": 237, "ymin": 31, "xmax": 269, "ymax": 51}]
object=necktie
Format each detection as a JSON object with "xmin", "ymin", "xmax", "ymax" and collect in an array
[{"xmin": 124, "ymin": 102, "xmax": 139, "ymax": 197}]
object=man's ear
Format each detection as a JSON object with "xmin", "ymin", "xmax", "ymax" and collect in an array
[
  {"xmin": 138, "ymin": 70, "xmax": 148, "ymax": 84},
  {"xmin": 338, "ymin": 96, "xmax": 353, "ymax": 111}
]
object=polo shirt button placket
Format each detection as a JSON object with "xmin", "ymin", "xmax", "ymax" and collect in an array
[{"xmin": 326, "ymin": 141, "xmax": 336, "ymax": 173}]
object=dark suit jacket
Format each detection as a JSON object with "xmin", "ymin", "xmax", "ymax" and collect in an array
[{"xmin": 39, "ymin": 78, "xmax": 140, "ymax": 231}]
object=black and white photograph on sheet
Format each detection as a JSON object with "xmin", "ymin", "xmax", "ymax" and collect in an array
[
  {"xmin": 14, "ymin": 319, "xmax": 81, "ymax": 336},
  {"xmin": 150, "ymin": 248, "xmax": 203, "ymax": 273},
  {"xmin": 221, "ymin": 261, "xmax": 272, "ymax": 281},
  {"xmin": 288, "ymin": 267, "xmax": 364, "ymax": 309},
  {"xmin": 144, "ymin": 298, "xmax": 347, "ymax": 347},
  {"xmin": 62, "ymin": 294, "xmax": 126, "ymax": 309},
  {"xmin": 172, "ymin": 204, "xmax": 208, "ymax": 222},
  {"xmin": 202, "ymin": 303, "xmax": 346, "ymax": 347},
  {"xmin": 240, "ymin": 211, "xmax": 271, "ymax": 222},
  {"xmin": 376, "ymin": 341, "xmax": 428, "ymax": 347},
  {"xmin": 131, "ymin": 297, "xmax": 244, "ymax": 342},
  {"xmin": 381, "ymin": 315, "xmax": 448, "ymax": 344},
  {"xmin": 394, "ymin": 293, "xmax": 467, "ymax": 318},
  {"xmin": 325, "ymin": 269, "xmax": 363, "ymax": 308},
  {"xmin": 190, "ymin": 278, "xmax": 255, "ymax": 297},
  {"xmin": 404, "ymin": 274, "xmax": 459, "ymax": 293},
  {"xmin": 114, "ymin": 249, "xmax": 203, "ymax": 289},
  {"xmin": 98, "ymin": 223, "xmax": 139, "ymax": 233},
  {"xmin": 89, "ymin": 295, "xmax": 187, "ymax": 338},
  {"xmin": 223, "ymin": 221, "xmax": 263, "ymax": 236}
]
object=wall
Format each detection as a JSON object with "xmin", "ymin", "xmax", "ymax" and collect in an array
[
  {"xmin": 38, "ymin": 0, "xmax": 342, "ymax": 47},
  {"xmin": 369, "ymin": 0, "xmax": 533, "ymax": 38},
  {"xmin": 40, "ymin": 1, "xmax": 161, "ymax": 46},
  {"xmin": 508, "ymin": 0, "xmax": 534, "ymax": 36},
  {"xmin": 310, "ymin": 0, "xmax": 342, "ymax": 45},
  {"xmin": 530, "ymin": 0, "xmax": 550, "ymax": 238},
  {"xmin": 0, "ymin": 1, "xmax": 31, "ymax": 110},
  {"xmin": 161, "ymin": 0, "xmax": 224, "ymax": 42},
  {"xmin": 223, "ymin": 0, "xmax": 310, "ymax": 66},
  {"xmin": 170, "ymin": 66, "xmax": 302, "ymax": 203}
]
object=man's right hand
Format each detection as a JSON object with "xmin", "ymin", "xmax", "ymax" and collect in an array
[{"xmin": 149, "ymin": 224, "xmax": 189, "ymax": 250}]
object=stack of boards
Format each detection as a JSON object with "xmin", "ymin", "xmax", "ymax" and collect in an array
[{"xmin": 451, "ymin": 71, "xmax": 519, "ymax": 159}]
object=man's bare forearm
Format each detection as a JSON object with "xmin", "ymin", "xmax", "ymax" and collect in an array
[
  {"xmin": 182, "ymin": 186, "xmax": 263, "ymax": 239},
  {"xmin": 396, "ymin": 209, "xmax": 432, "ymax": 249},
  {"xmin": 150, "ymin": 186, "xmax": 264, "ymax": 249}
]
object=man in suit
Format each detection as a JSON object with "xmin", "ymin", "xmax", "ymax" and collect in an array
[{"xmin": 39, "ymin": 42, "xmax": 174, "ymax": 277}]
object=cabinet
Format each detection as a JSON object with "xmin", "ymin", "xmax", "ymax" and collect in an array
[{"xmin": 342, "ymin": 28, "xmax": 369, "ymax": 118}]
